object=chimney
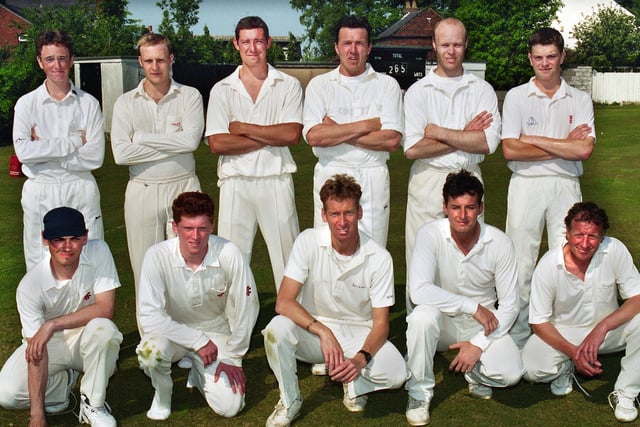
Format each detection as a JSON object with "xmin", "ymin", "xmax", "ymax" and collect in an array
[{"xmin": 404, "ymin": 0, "xmax": 419, "ymax": 14}]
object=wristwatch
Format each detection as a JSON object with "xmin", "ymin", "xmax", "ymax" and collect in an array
[{"xmin": 358, "ymin": 349, "xmax": 372, "ymax": 364}]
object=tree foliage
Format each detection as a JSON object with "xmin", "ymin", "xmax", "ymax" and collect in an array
[
  {"xmin": 286, "ymin": 32, "xmax": 302, "ymax": 62},
  {"xmin": 157, "ymin": 0, "xmax": 202, "ymax": 63},
  {"xmin": 289, "ymin": 0, "xmax": 406, "ymax": 59},
  {"xmin": 570, "ymin": 4, "xmax": 640, "ymax": 70},
  {"xmin": 0, "ymin": 0, "xmax": 146, "ymax": 140},
  {"xmin": 455, "ymin": 0, "xmax": 562, "ymax": 90}
]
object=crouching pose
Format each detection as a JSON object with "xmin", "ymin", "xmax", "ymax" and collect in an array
[
  {"xmin": 137, "ymin": 192, "xmax": 259, "ymax": 420},
  {"xmin": 263, "ymin": 174, "xmax": 409, "ymax": 427},
  {"xmin": 0, "ymin": 207, "xmax": 122, "ymax": 427},
  {"xmin": 522, "ymin": 202, "xmax": 640, "ymax": 422},
  {"xmin": 405, "ymin": 170, "xmax": 523, "ymax": 426}
]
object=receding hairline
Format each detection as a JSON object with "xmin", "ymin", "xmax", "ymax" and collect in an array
[{"xmin": 433, "ymin": 17, "xmax": 468, "ymax": 43}]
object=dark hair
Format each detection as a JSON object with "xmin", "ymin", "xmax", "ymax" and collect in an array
[
  {"xmin": 529, "ymin": 27, "xmax": 564, "ymax": 53},
  {"xmin": 172, "ymin": 192, "xmax": 215, "ymax": 224},
  {"xmin": 334, "ymin": 15, "xmax": 372, "ymax": 43},
  {"xmin": 36, "ymin": 30, "xmax": 73, "ymax": 57},
  {"xmin": 564, "ymin": 201, "xmax": 609, "ymax": 233},
  {"xmin": 442, "ymin": 169, "xmax": 484, "ymax": 204},
  {"xmin": 137, "ymin": 33, "xmax": 172, "ymax": 54},
  {"xmin": 320, "ymin": 174, "xmax": 362, "ymax": 208},
  {"xmin": 235, "ymin": 16, "xmax": 270, "ymax": 40}
]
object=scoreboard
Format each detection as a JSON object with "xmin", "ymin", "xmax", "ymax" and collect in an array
[{"xmin": 369, "ymin": 46, "xmax": 430, "ymax": 90}]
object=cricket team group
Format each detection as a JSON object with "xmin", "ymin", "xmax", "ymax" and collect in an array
[{"xmin": 1, "ymin": 10, "xmax": 639, "ymax": 427}]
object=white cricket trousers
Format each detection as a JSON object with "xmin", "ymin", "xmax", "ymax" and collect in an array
[
  {"xmin": 125, "ymin": 173, "xmax": 200, "ymax": 291},
  {"xmin": 506, "ymin": 174, "xmax": 581, "ymax": 348},
  {"xmin": 217, "ymin": 174, "xmax": 299, "ymax": 291},
  {"xmin": 522, "ymin": 314, "xmax": 640, "ymax": 397},
  {"xmin": 262, "ymin": 315, "xmax": 409, "ymax": 409},
  {"xmin": 21, "ymin": 174, "xmax": 104, "ymax": 271},
  {"xmin": 313, "ymin": 161, "xmax": 390, "ymax": 247},
  {"xmin": 137, "ymin": 334, "xmax": 244, "ymax": 418},
  {"xmin": 0, "ymin": 318, "xmax": 122, "ymax": 409},
  {"xmin": 405, "ymin": 305, "xmax": 523, "ymax": 400},
  {"xmin": 404, "ymin": 162, "xmax": 483, "ymax": 313}
]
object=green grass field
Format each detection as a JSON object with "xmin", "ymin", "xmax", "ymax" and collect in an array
[{"xmin": 0, "ymin": 103, "xmax": 639, "ymax": 426}]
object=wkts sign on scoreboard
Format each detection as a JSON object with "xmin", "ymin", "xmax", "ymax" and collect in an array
[{"xmin": 369, "ymin": 46, "xmax": 429, "ymax": 90}]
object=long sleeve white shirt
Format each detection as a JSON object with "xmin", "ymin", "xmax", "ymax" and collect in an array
[
  {"xmin": 13, "ymin": 81, "xmax": 104, "ymax": 180},
  {"xmin": 111, "ymin": 79, "xmax": 203, "ymax": 180},
  {"xmin": 138, "ymin": 236, "xmax": 259, "ymax": 365},
  {"xmin": 409, "ymin": 219, "xmax": 519, "ymax": 351}
]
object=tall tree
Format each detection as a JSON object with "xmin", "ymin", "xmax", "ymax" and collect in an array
[
  {"xmin": 157, "ymin": 0, "xmax": 202, "ymax": 63},
  {"xmin": 289, "ymin": 0, "xmax": 406, "ymax": 59},
  {"xmin": 455, "ymin": 0, "xmax": 562, "ymax": 89},
  {"xmin": 570, "ymin": 4, "xmax": 640, "ymax": 70}
]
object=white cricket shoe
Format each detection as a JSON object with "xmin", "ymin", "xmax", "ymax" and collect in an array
[
  {"xmin": 78, "ymin": 394, "xmax": 116, "ymax": 427},
  {"xmin": 266, "ymin": 398, "xmax": 302, "ymax": 427},
  {"xmin": 609, "ymin": 390, "xmax": 639, "ymax": 422}
]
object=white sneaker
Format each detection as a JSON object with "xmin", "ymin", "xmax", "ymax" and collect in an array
[
  {"xmin": 550, "ymin": 361, "xmax": 574, "ymax": 396},
  {"xmin": 465, "ymin": 373, "xmax": 492, "ymax": 400},
  {"xmin": 406, "ymin": 395, "xmax": 431, "ymax": 426},
  {"xmin": 266, "ymin": 398, "xmax": 302, "ymax": 427},
  {"xmin": 45, "ymin": 368, "xmax": 79, "ymax": 414},
  {"xmin": 609, "ymin": 390, "xmax": 639, "ymax": 422},
  {"xmin": 78, "ymin": 394, "xmax": 116, "ymax": 427},
  {"xmin": 146, "ymin": 391, "xmax": 171, "ymax": 420},
  {"xmin": 311, "ymin": 363, "xmax": 327, "ymax": 376},
  {"xmin": 342, "ymin": 383, "xmax": 367, "ymax": 412}
]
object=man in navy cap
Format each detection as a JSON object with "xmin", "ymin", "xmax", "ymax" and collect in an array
[{"xmin": 0, "ymin": 207, "xmax": 122, "ymax": 427}]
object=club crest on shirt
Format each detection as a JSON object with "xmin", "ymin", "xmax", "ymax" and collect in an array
[
  {"xmin": 83, "ymin": 292, "xmax": 92, "ymax": 301},
  {"xmin": 526, "ymin": 116, "xmax": 538, "ymax": 127}
]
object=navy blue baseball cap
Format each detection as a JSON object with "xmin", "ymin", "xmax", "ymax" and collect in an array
[{"xmin": 43, "ymin": 207, "xmax": 87, "ymax": 240}]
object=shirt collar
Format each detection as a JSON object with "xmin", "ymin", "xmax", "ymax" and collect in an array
[
  {"xmin": 39, "ymin": 242, "xmax": 91, "ymax": 290},
  {"xmin": 170, "ymin": 236, "xmax": 220, "ymax": 270},
  {"xmin": 317, "ymin": 224, "xmax": 377, "ymax": 258},
  {"xmin": 327, "ymin": 63, "xmax": 377, "ymax": 82},
  {"xmin": 421, "ymin": 67, "xmax": 477, "ymax": 88},
  {"xmin": 134, "ymin": 78, "xmax": 182, "ymax": 100},
  {"xmin": 36, "ymin": 80, "xmax": 78, "ymax": 104},
  {"xmin": 526, "ymin": 76, "xmax": 569, "ymax": 99}
]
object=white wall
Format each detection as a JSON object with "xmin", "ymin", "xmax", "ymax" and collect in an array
[{"xmin": 592, "ymin": 72, "xmax": 640, "ymax": 104}]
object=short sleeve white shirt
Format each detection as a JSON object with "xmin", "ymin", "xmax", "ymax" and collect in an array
[
  {"xmin": 403, "ymin": 68, "xmax": 501, "ymax": 168},
  {"xmin": 501, "ymin": 77, "xmax": 596, "ymax": 177},
  {"xmin": 302, "ymin": 64, "xmax": 404, "ymax": 165},
  {"xmin": 205, "ymin": 65, "xmax": 302, "ymax": 179},
  {"xmin": 284, "ymin": 226, "xmax": 395, "ymax": 326},
  {"xmin": 530, "ymin": 237, "xmax": 640, "ymax": 328},
  {"xmin": 16, "ymin": 239, "xmax": 120, "ymax": 338}
]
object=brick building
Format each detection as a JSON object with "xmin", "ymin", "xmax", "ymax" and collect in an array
[
  {"xmin": 0, "ymin": 2, "xmax": 29, "ymax": 48},
  {"xmin": 375, "ymin": 3, "xmax": 443, "ymax": 62}
]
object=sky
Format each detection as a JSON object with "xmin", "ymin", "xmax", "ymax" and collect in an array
[{"xmin": 127, "ymin": 0, "xmax": 306, "ymax": 37}]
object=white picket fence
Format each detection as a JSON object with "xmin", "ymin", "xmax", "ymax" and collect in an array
[{"xmin": 592, "ymin": 72, "xmax": 640, "ymax": 104}]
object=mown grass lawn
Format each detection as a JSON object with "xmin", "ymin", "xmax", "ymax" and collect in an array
[{"xmin": 0, "ymin": 103, "xmax": 638, "ymax": 426}]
